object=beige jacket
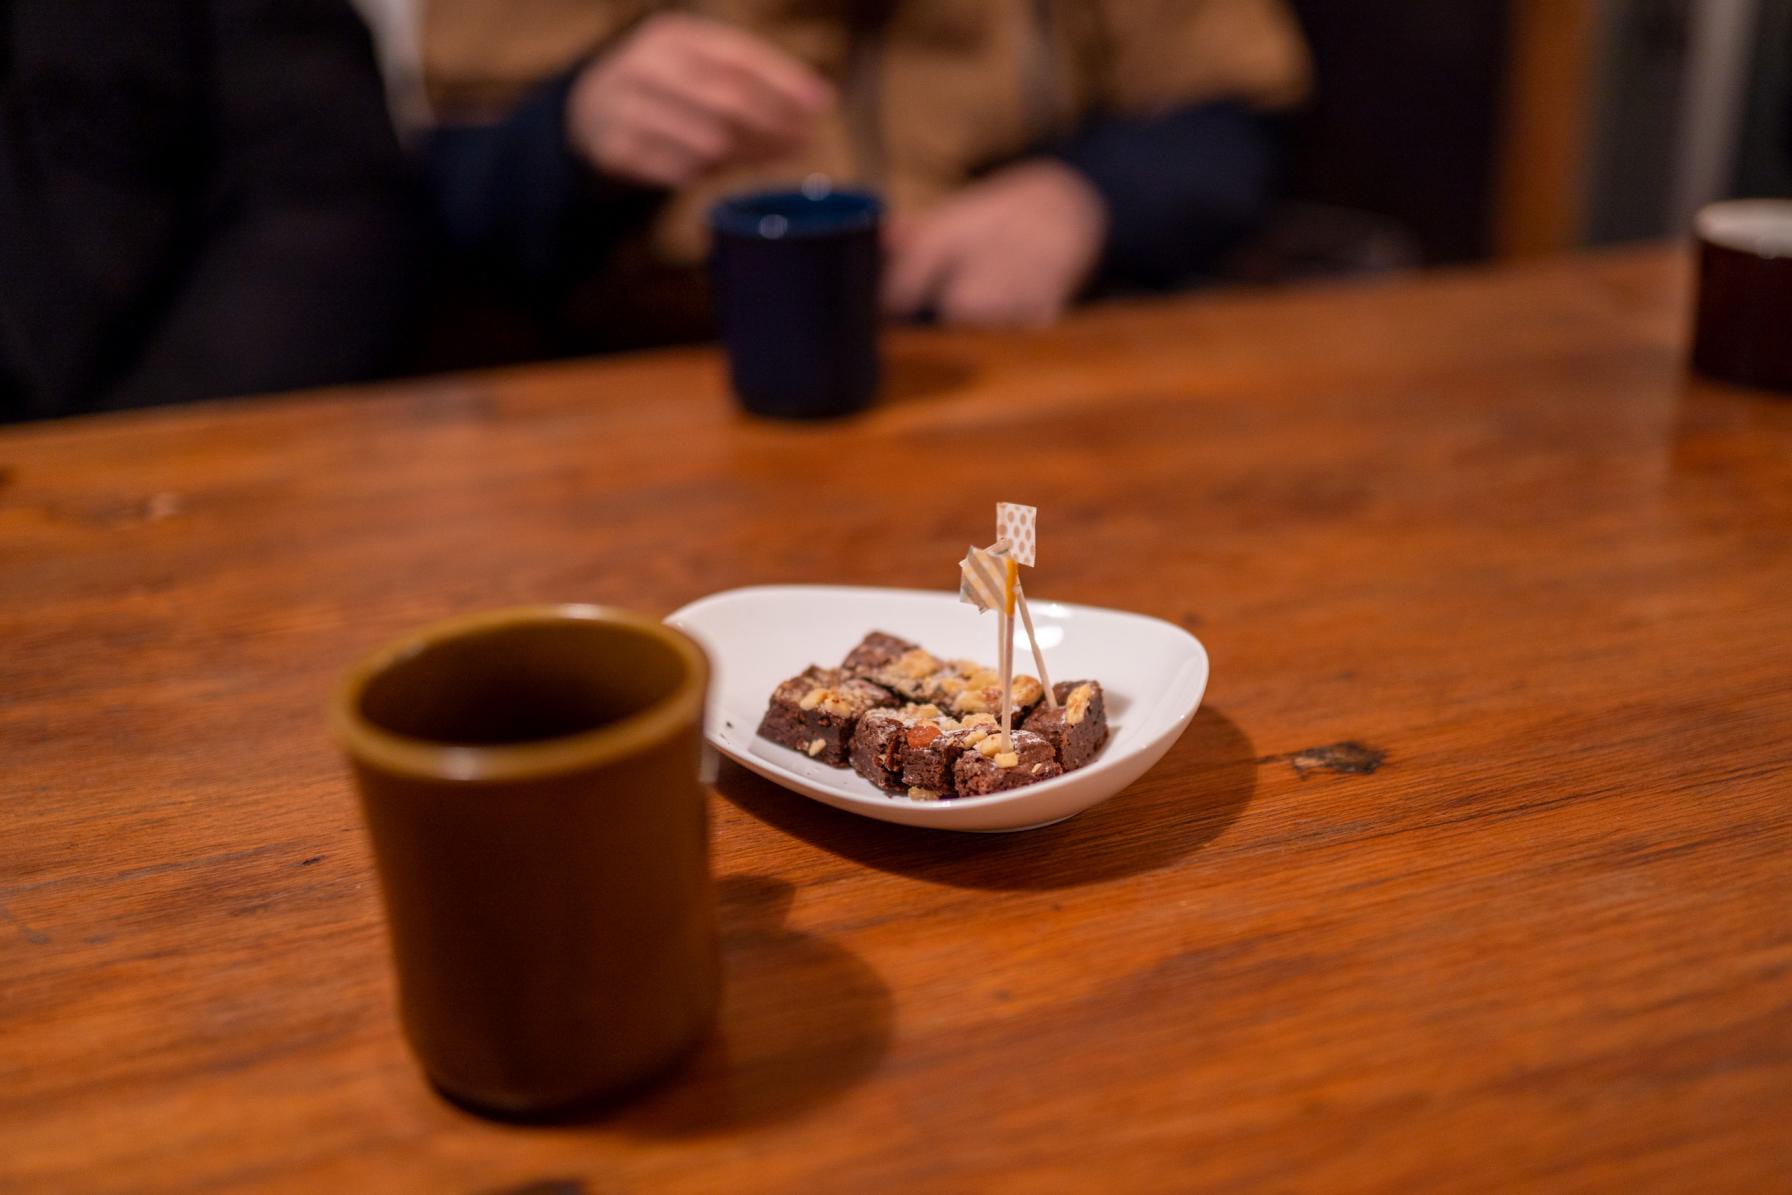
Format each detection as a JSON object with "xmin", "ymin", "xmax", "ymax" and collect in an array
[{"xmin": 426, "ymin": 0, "xmax": 1310, "ymax": 264}]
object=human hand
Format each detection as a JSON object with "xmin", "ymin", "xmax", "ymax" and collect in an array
[
  {"xmin": 565, "ymin": 13, "xmax": 833, "ymax": 189},
  {"xmin": 882, "ymin": 160, "xmax": 1109, "ymax": 327}
]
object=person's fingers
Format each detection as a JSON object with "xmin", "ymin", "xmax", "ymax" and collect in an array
[
  {"xmin": 623, "ymin": 91, "xmax": 733, "ymax": 165},
  {"xmin": 573, "ymin": 14, "xmax": 831, "ymax": 180},
  {"xmin": 635, "ymin": 64, "xmax": 808, "ymax": 155},
  {"xmin": 937, "ymin": 278, "xmax": 1011, "ymax": 327},
  {"xmin": 682, "ymin": 19, "xmax": 834, "ymax": 116},
  {"xmin": 937, "ymin": 261, "xmax": 1060, "ymax": 328},
  {"xmin": 623, "ymin": 136, "xmax": 708, "ymax": 188},
  {"xmin": 883, "ymin": 216, "xmax": 934, "ymax": 262},
  {"xmin": 592, "ymin": 90, "xmax": 713, "ymax": 186},
  {"xmin": 882, "ymin": 221, "xmax": 963, "ymax": 316}
]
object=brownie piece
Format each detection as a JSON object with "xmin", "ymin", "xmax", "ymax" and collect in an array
[
  {"xmin": 849, "ymin": 703, "xmax": 946, "ymax": 792},
  {"xmin": 841, "ymin": 631, "xmax": 921, "ymax": 676},
  {"xmin": 851, "ymin": 643, "xmax": 945, "ymax": 703},
  {"xmin": 924, "ymin": 659, "xmax": 990, "ymax": 710},
  {"xmin": 757, "ymin": 667, "xmax": 897, "ymax": 766},
  {"xmin": 900, "ymin": 713, "xmax": 998, "ymax": 799},
  {"xmin": 953, "ymin": 729, "xmax": 1063, "ymax": 796},
  {"xmin": 934, "ymin": 661, "xmax": 1045, "ymax": 723},
  {"xmin": 1023, "ymin": 680, "xmax": 1110, "ymax": 771}
]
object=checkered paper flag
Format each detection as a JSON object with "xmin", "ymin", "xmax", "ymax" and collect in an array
[
  {"xmin": 997, "ymin": 502, "xmax": 1036, "ymax": 566},
  {"xmin": 960, "ymin": 504, "xmax": 1056, "ymax": 716},
  {"xmin": 958, "ymin": 542, "xmax": 1011, "ymax": 612}
]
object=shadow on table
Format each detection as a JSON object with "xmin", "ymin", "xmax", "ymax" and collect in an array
[
  {"xmin": 881, "ymin": 346, "xmax": 977, "ymax": 406},
  {"xmin": 600, "ymin": 874, "xmax": 892, "ymax": 1137},
  {"xmin": 715, "ymin": 707, "xmax": 1257, "ymax": 891}
]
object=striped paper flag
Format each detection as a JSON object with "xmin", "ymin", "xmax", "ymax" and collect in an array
[{"xmin": 958, "ymin": 543, "xmax": 1010, "ymax": 612}]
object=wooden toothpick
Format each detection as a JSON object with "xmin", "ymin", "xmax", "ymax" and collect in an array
[
  {"xmin": 1015, "ymin": 581, "xmax": 1056, "ymax": 708},
  {"xmin": 1000, "ymin": 557, "xmax": 1017, "ymax": 751}
]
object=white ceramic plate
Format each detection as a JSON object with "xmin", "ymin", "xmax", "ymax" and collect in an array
[{"xmin": 665, "ymin": 585, "xmax": 1209, "ymax": 832}]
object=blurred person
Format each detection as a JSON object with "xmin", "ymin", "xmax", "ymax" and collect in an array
[
  {"xmin": 424, "ymin": 0, "xmax": 1308, "ymax": 352},
  {"xmin": 0, "ymin": 0, "xmax": 418, "ymax": 422}
]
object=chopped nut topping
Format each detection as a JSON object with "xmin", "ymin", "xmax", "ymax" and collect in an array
[
  {"xmin": 1066, "ymin": 683, "xmax": 1095, "ymax": 725},
  {"xmin": 906, "ymin": 786, "xmax": 941, "ymax": 802},
  {"xmin": 797, "ymin": 687, "xmax": 860, "ymax": 717},
  {"xmin": 951, "ymin": 675, "xmax": 1040, "ymax": 715},
  {"xmin": 910, "ymin": 703, "xmax": 942, "ymax": 720},
  {"xmin": 962, "ymin": 713, "xmax": 998, "ymax": 727},
  {"xmin": 952, "ymin": 689, "xmax": 992, "ymax": 713},
  {"xmin": 963, "ymin": 728, "xmax": 989, "ymax": 747},
  {"xmin": 935, "ymin": 663, "xmax": 999, "ymax": 704},
  {"xmin": 806, "ymin": 738, "xmax": 826, "ymax": 757},
  {"xmin": 994, "ymin": 752, "xmax": 1019, "ymax": 768},
  {"xmin": 976, "ymin": 735, "xmax": 1003, "ymax": 757},
  {"xmin": 1031, "ymin": 763, "xmax": 1049, "ymax": 774},
  {"xmin": 890, "ymin": 649, "xmax": 938, "ymax": 679}
]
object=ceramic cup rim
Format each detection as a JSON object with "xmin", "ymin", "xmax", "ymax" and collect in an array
[
  {"xmin": 709, "ymin": 186, "xmax": 883, "ymax": 241},
  {"xmin": 1695, "ymin": 198, "xmax": 1792, "ymax": 259},
  {"xmin": 330, "ymin": 604, "xmax": 709, "ymax": 784}
]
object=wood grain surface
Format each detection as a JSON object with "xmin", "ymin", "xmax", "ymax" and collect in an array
[{"xmin": 2, "ymin": 247, "xmax": 1788, "ymax": 1193}]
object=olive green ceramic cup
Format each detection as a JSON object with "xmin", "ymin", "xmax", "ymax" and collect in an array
[{"xmin": 331, "ymin": 605, "xmax": 718, "ymax": 1117}]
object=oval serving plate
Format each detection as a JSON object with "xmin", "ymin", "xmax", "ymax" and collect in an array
[{"xmin": 666, "ymin": 585, "xmax": 1208, "ymax": 832}]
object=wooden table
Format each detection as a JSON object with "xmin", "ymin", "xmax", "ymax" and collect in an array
[{"xmin": 3, "ymin": 247, "xmax": 1788, "ymax": 1193}]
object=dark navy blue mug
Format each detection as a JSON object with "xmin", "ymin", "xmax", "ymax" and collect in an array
[{"xmin": 709, "ymin": 187, "xmax": 883, "ymax": 419}]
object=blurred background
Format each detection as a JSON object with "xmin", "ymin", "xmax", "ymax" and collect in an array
[
  {"xmin": 5, "ymin": 0, "xmax": 1790, "ymax": 420},
  {"xmin": 1254, "ymin": 0, "xmax": 1792, "ymax": 272},
  {"xmin": 359, "ymin": 0, "xmax": 1792, "ymax": 274}
]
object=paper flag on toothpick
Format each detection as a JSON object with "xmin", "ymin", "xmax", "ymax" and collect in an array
[
  {"xmin": 958, "ymin": 543, "xmax": 1009, "ymax": 612},
  {"xmin": 997, "ymin": 502, "xmax": 1036, "ymax": 566},
  {"xmin": 995, "ymin": 502, "xmax": 1055, "ymax": 707}
]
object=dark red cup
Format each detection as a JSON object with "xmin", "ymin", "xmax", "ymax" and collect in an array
[{"xmin": 1692, "ymin": 200, "xmax": 1792, "ymax": 394}]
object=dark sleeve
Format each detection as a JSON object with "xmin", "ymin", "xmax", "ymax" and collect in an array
[
  {"xmin": 0, "ymin": 0, "xmax": 203, "ymax": 420},
  {"xmin": 103, "ymin": 0, "xmax": 421, "ymax": 407},
  {"xmin": 424, "ymin": 65, "xmax": 662, "ymax": 287},
  {"xmin": 1050, "ymin": 102, "xmax": 1282, "ymax": 289}
]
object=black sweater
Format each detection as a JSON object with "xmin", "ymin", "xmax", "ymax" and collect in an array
[{"xmin": 0, "ymin": 0, "xmax": 419, "ymax": 421}]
